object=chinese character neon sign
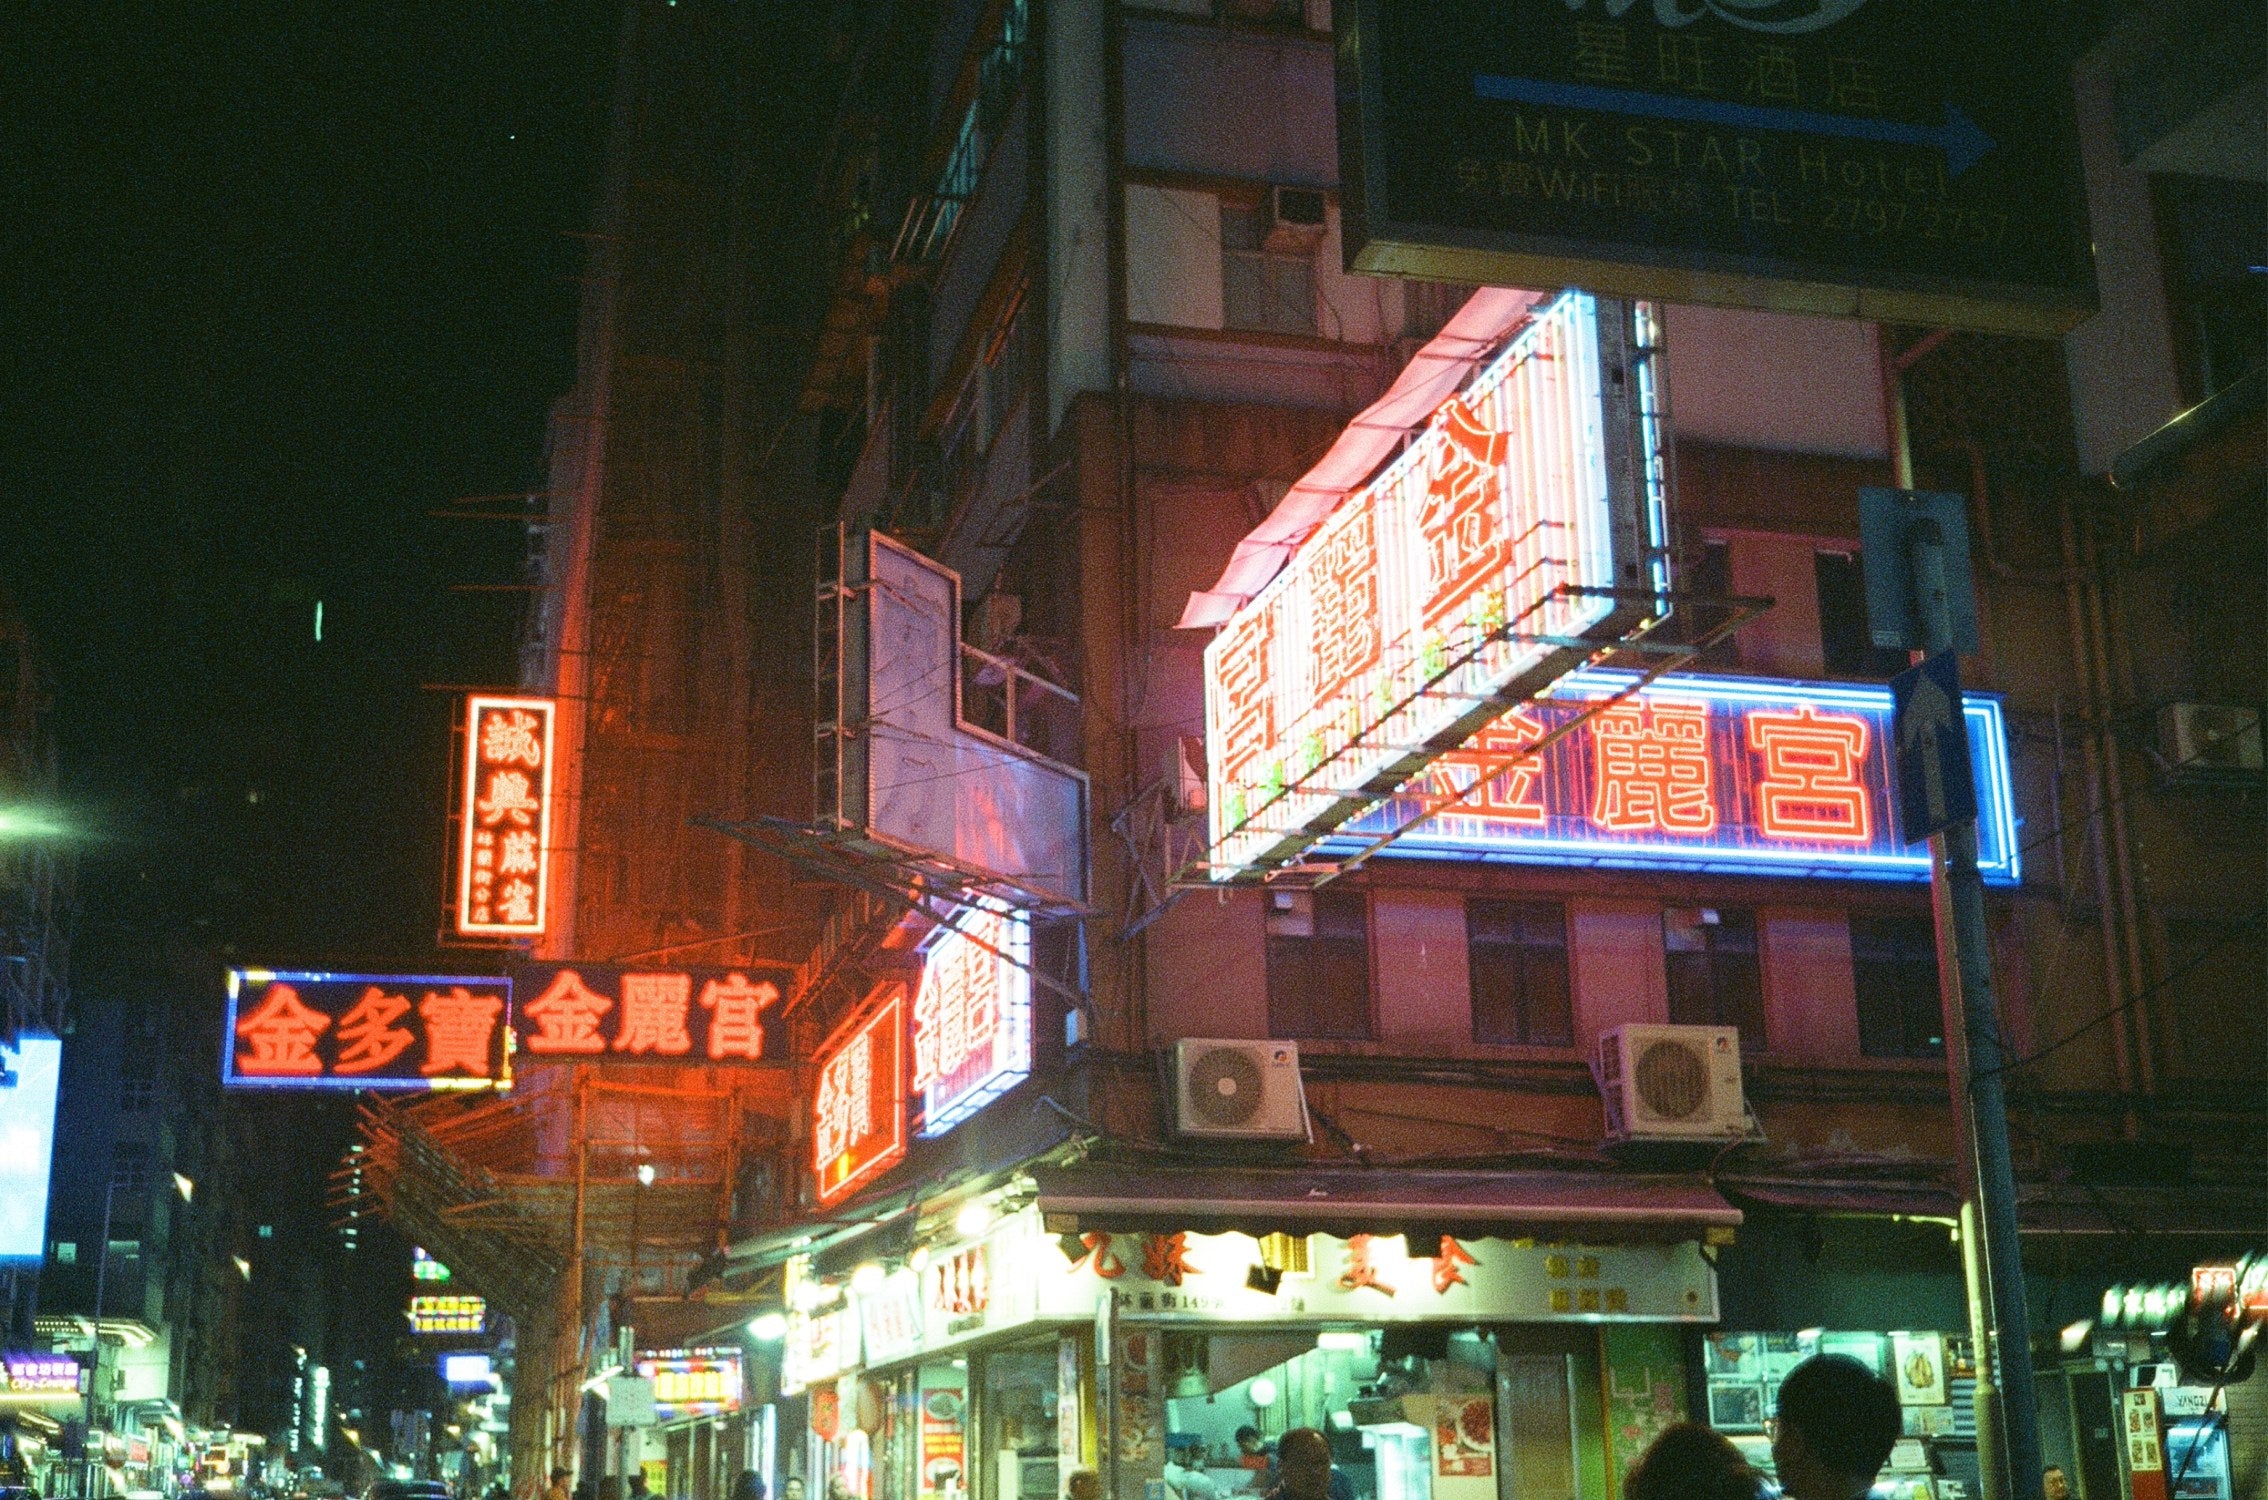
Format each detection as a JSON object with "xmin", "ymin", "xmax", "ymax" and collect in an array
[
  {"xmin": 1335, "ymin": 668, "xmax": 2020, "ymax": 883},
  {"xmin": 911, "ymin": 899, "xmax": 1032, "ymax": 1140},
  {"xmin": 634, "ymin": 1347, "xmax": 745, "ymax": 1421},
  {"xmin": 1, "ymin": 1351, "xmax": 80, "ymax": 1397},
  {"xmin": 406, "ymin": 1294, "xmax": 487, "ymax": 1335},
  {"xmin": 456, "ymin": 695, "xmax": 557, "ymax": 937},
  {"xmin": 813, "ymin": 986, "xmax": 906, "ymax": 1206},
  {"xmin": 223, "ymin": 971, "xmax": 512, "ymax": 1090},
  {"xmin": 508, "ymin": 962, "xmax": 789, "ymax": 1062},
  {"xmin": 1203, "ymin": 291, "xmax": 1667, "ymax": 877}
]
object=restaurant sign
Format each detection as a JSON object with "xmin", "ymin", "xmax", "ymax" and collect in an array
[
  {"xmin": 1335, "ymin": 0, "xmax": 2094, "ymax": 334},
  {"xmin": 1333, "ymin": 667, "xmax": 2020, "ymax": 883},
  {"xmin": 1204, "ymin": 290, "xmax": 1668, "ymax": 878},
  {"xmin": 813, "ymin": 986, "xmax": 907, "ymax": 1206},
  {"xmin": 509, "ymin": 962, "xmax": 792, "ymax": 1063},
  {"xmin": 223, "ymin": 970, "xmax": 511, "ymax": 1090}
]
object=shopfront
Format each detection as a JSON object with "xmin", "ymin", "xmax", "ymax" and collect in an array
[{"xmin": 777, "ymin": 1186, "xmax": 1732, "ymax": 1500}]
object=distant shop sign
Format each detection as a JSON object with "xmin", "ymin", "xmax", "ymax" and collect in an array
[
  {"xmin": 0, "ymin": 1036, "xmax": 62, "ymax": 1263},
  {"xmin": 1336, "ymin": 0, "xmax": 2094, "ymax": 335},
  {"xmin": 2, "ymin": 1350, "xmax": 82, "ymax": 1397},
  {"xmin": 223, "ymin": 971, "xmax": 511, "ymax": 1091},
  {"xmin": 454, "ymin": 695, "xmax": 558, "ymax": 938},
  {"xmin": 508, "ymin": 962, "xmax": 792, "ymax": 1064},
  {"xmin": 407, "ymin": 1295, "xmax": 487, "ymax": 1336},
  {"xmin": 633, "ymin": 1347, "xmax": 744, "ymax": 1422}
]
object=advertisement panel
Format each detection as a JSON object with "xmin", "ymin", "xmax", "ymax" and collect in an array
[
  {"xmin": 222, "ymin": 971, "xmax": 511, "ymax": 1090},
  {"xmin": 1203, "ymin": 291, "xmax": 1666, "ymax": 879},
  {"xmin": 2, "ymin": 1350, "xmax": 81, "ymax": 1397},
  {"xmin": 0, "ymin": 1035, "xmax": 62, "ymax": 1263},
  {"xmin": 455, "ymin": 695, "xmax": 557, "ymax": 938},
  {"xmin": 813, "ymin": 987, "xmax": 907, "ymax": 1206},
  {"xmin": 407, "ymin": 1295, "xmax": 487, "ymax": 1335},
  {"xmin": 634, "ymin": 1347, "xmax": 745, "ymax": 1422},
  {"xmin": 912, "ymin": 900, "xmax": 1032, "ymax": 1139},
  {"xmin": 509, "ymin": 962, "xmax": 792, "ymax": 1063},
  {"xmin": 1333, "ymin": 667, "xmax": 2020, "ymax": 883},
  {"xmin": 1336, "ymin": 0, "xmax": 2094, "ymax": 334}
]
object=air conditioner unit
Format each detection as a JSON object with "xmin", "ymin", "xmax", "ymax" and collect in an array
[
  {"xmin": 1171, "ymin": 1039, "xmax": 1308, "ymax": 1141},
  {"xmin": 2157, "ymin": 703, "xmax": 2263, "ymax": 780},
  {"xmin": 1596, "ymin": 1024, "xmax": 1746, "ymax": 1144},
  {"xmin": 1264, "ymin": 186, "xmax": 1328, "ymax": 254}
]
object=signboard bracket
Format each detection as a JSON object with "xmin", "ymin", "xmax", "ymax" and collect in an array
[{"xmin": 1178, "ymin": 585, "xmax": 1769, "ymax": 889}]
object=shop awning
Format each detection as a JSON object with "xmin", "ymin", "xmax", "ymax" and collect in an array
[{"xmin": 1032, "ymin": 1165, "xmax": 1740, "ymax": 1243}]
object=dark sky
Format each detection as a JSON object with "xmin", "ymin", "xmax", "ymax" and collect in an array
[
  {"xmin": 5, "ymin": 1, "xmax": 618, "ymax": 962},
  {"xmin": 4, "ymin": 0, "xmax": 622, "ymax": 1419}
]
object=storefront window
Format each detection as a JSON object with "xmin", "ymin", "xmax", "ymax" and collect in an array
[
  {"xmin": 1702, "ymin": 1329, "xmax": 1971, "ymax": 1497},
  {"xmin": 982, "ymin": 1342, "xmax": 1061, "ymax": 1500}
]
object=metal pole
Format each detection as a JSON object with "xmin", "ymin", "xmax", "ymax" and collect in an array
[{"xmin": 1909, "ymin": 527, "xmax": 2045, "ymax": 1500}]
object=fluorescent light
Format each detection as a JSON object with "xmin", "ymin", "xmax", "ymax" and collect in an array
[
  {"xmin": 747, "ymin": 1313, "xmax": 788, "ymax": 1342},
  {"xmin": 851, "ymin": 1262, "xmax": 887, "ymax": 1296},
  {"xmin": 955, "ymin": 1200, "xmax": 993, "ymax": 1238}
]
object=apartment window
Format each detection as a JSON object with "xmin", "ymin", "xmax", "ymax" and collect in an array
[
  {"xmin": 118, "ymin": 1075, "xmax": 157, "ymax": 1113},
  {"xmin": 1467, "ymin": 899, "xmax": 1573, "ymax": 1046},
  {"xmin": 1816, "ymin": 551, "xmax": 1907, "ymax": 677},
  {"xmin": 1266, "ymin": 890, "xmax": 1372, "ymax": 1039},
  {"xmin": 1852, "ymin": 912, "xmax": 1944, "ymax": 1058},
  {"xmin": 1222, "ymin": 201, "xmax": 1316, "ymax": 337},
  {"xmin": 1663, "ymin": 906, "xmax": 1764, "ymax": 1052},
  {"xmin": 110, "ymin": 1141, "xmax": 150, "ymax": 1195}
]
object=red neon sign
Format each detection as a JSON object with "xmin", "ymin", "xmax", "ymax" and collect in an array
[
  {"xmin": 1746, "ymin": 705, "xmax": 1873, "ymax": 843},
  {"xmin": 813, "ymin": 986, "xmax": 906, "ymax": 1205},
  {"xmin": 510, "ymin": 963, "xmax": 788, "ymax": 1062},
  {"xmin": 456, "ymin": 695, "xmax": 557, "ymax": 938},
  {"xmin": 224, "ymin": 971, "xmax": 512, "ymax": 1090},
  {"xmin": 1589, "ymin": 702, "xmax": 1718, "ymax": 835}
]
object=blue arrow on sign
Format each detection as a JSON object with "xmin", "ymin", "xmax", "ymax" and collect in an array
[
  {"xmin": 1473, "ymin": 74, "xmax": 1997, "ymax": 177},
  {"xmin": 1891, "ymin": 652, "xmax": 1979, "ymax": 840}
]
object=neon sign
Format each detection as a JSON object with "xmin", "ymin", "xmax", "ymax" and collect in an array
[
  {"xmin": 912, "ymin": 900, "xmax": 1032, "ymax": 1139},
  {"xmin": 456, "ymin": 695, "xmax": 557, "ymax": 937},
  {"xmin": 223, "ymin": 971, "xmax": 512, "ymax": 1090},
  {"xmin": 1333, "ymin": 668, "xmax": 2019, "ymax": 883},
  {"xmin": 1204, "ymin": 290, "xmax": 1667, "ymax": 877},
  {"xmin": 634, "ymin": 1347, "xmax": 745, "ymax": 1421},
  {"xmin": 509, "ymin": 962, "xmax": 790, "ymax": 1063},
  {"xmin": 2, "ymin": 1351, "xmax": 81, "ymax": 1397},
  {"xmin": 813, "ymin": 986, "xmax": 906, "ymax": 1206},
  {"xmin": 406, "ymin": 1294, "xmax": 487, "ymax": 1335}
]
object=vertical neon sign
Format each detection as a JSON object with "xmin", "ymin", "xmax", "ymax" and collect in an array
[
  {"xmin": 910, "ymin": 899, "xmax": 1033, "ymax": 1139},
  {"xmin": 813, "ymin": 986, "xmax": 907, "ymax": 1206},
  {"xmin": 456, "ymin": 695, "xmax": 556, "ymax": 938}
]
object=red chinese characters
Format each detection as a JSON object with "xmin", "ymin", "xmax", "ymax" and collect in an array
[
  {"xmin": 912, "ymin": 907, "xmax": 1004, "ymax": 1093},
  {"xmin": 1213, "ymin": 604, "xmax": 1278, "ymax": 797},
  {"xmin": 1338, "ymin": 1234, "xmax": 1399, "ymax": 1297},
  {"xmin": 1430, "ymin": 706, "xmax": 1549, "ymax": 826},
  {"xmin": 418, "ymin": 987, "xmax": 504, "ymax": 1077},
  {"xmin": 1073, "ymin": 1232, "xmax": 1125, "ymax": 1279},
  {"xmin": 698, "ymin": 973, "xmax": 778, "ymax": 1061},
  {"xmin": 1142, "ymin": 1232, "xmax": 1194, "ymax": 1287},
  {"xmin": 520, "ymin": 970, "xmax": 614, "ymax": 1056},
  {"xmin": 333, "ymin": 987, "xmax": 416, "ymax": 1076},
  {"xmin": 1745, "ymin": 705, "xmax": 1873, "ymax": 843},
  {"xmin": 1305, "ymin": 502, "xmax": 1382, "ymax": 708},
  {"xmin": 1590, "ymin": 702, "xmax": 1717, "ymax": 835},
  {"xmin": 615, "ymin": 973, "xmax": 694, "ymax": 1057},
  {"xmin": 458, "ymin": 696, "xmax": 555, "ymax": 936},
  {"xmin": 234, "ymin": 984, "xmax": 331, "ymax": 1075},
  {"xmin": 1432, "ymin": 1237, "xmax": 1480, "ymax": 1295},
  {"xmin": 813, "ymin": 989, "xmax": 905, "ymax": 1204},
  {"xmin": 1417, "ymin": 394, "xmax": 1513, "ymax": 631}
]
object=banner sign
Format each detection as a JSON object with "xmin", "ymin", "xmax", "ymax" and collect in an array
[
  {"xmin": 912, "ymin": 900, "xmax": 1033, "ymax": 1139},
  {"xmin": 2, "ymin": 1351, "xmax": 82, "ymax": 1397},
  {"xmin": 223, "ymin": 971, "xmax": 511, "ymax": 1090},
  {"xmin": 1204, "ymin": 290, "xmax": 1667, "ymax": 878},
  {"xmin": 407, "ymin": 1295, "xmax": 487, "ymax": 1335},
  {"xmin": 508, "ymin": 963, "xmax": 792, "ymax": 1063},
  {"xmin": 455, "ymin": 695, "xmax": 557, "ymax": 938},
  {"xmin": 1336, "ymin": 0, "xmax": 2094, "ymax": 334},
  {"xmin": 1332, "ymin": 667, "xmax": 2019, "ymax": 883},
  {"xmin": 634, "ymin": 1347, "xmax": 745, "ymax": 1421},
  {"xmin": 813, "ymin": 986, "xmax": 907, "ymax": 1206},
  {"xmin": 0, "ymin": 1037, "xmax": 62, "ymax": 1263}
]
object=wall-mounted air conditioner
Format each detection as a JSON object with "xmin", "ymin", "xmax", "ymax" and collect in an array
[
  {"xmin": 1170, "ymin": 1039, "xmax": 1308, "ymax": 1141},
  {"xmin": 2157, "ymin": 703, "xmax": 2263, "ymax": 782},
  {"xmin": 1264, "ymin": 186, "xmax": 1327, "ymax": 254},
  {"xmin": 1596, "ymin": 1024, "xmax": 1746, "ymax": 1144}
]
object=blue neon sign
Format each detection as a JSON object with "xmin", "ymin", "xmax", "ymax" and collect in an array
[{"xmin": 1333, "ymin": 668, "xmax": 2020, "ymax": 884}]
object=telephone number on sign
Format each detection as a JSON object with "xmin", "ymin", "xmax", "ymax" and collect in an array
[{"xmin": 1815, "ymin": 196, "xmax": 2011, "ymax": 246}]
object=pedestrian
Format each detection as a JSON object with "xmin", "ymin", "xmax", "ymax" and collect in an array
[
  {"xmin": 1259, "ymin": 1430, "xmax": 1331, "ymax": 1500},
  {"xmin": 1623, "ymin": 1422, "xmax": 1765, "ymax": 1500},
  {"xmin": 1064, "ymin": 1470, "xmax": 1100, "ymax": 1500},
  {"xmin": 730, "ymin": 1472, "xmax": 765, "ymax": 1500},
  {"xmin": 1768, "ymin": 1354, "xmax": 1903, "ymax": 1500},
  {"xmin": 628, "ymin": 1474, "xmax": 650, "ymax": 1500},
  {"xmin": 2041, "ymin": 1466, "xmax": 2071, "ymax": 1500},
  {"xmin": 547, "ymin": 1469, "xmax": 573, "ymax": 1500},
  {"xmin": 781, "ymin": 1480, "xmax": 805, "ymax": 1500},
  {"xmin": 1232, "ymin": 1429, "xmax": 1268, "ymax": 1474}
]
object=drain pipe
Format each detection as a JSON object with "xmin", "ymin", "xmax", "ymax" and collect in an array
[{"xmin": 2079, "ymin": 517, "xmax": 2157, "ymax": 1097}]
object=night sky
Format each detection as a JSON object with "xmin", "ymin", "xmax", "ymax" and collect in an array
[{"xmin": 4, "ymin": 0, "xmax": 620, "ymax": 1420}]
